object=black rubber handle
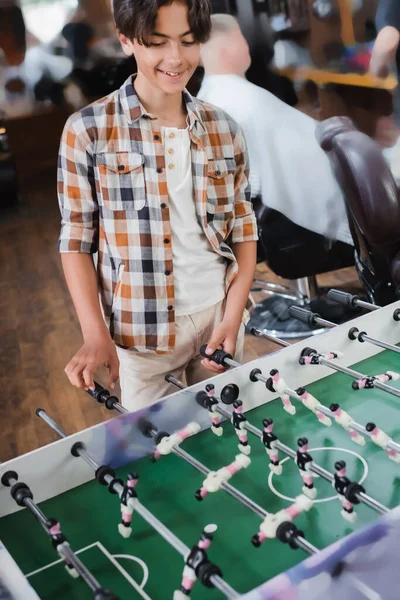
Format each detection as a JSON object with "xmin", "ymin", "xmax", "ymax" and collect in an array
[
  {"xmin": 86, "ymin": 381, "xmax": 110, "ymax": 403},
  {"xmin": 200, "ymin": 344, "xmax": 233, "ymax": 366},
  {"xmin": 288, "ymin": 306, "xmax": 319, "ymax": 325},
  {"xmin": 327, "ymin": 289, "xmax": 358, "ymax": 308}
]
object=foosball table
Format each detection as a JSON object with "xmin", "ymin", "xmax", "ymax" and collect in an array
[{"xmin": 1, "ymin": 291, "xmax": 400, "ymax": 600}]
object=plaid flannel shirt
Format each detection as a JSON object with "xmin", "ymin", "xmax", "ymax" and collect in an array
[{"xmin": 58, "ymin": 76, "xmax": 258, "ymax": 353}]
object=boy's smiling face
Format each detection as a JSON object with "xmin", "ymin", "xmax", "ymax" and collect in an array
[{"xmin": 118, "ymin": 1, "xmax": 201, "ymax": 96}]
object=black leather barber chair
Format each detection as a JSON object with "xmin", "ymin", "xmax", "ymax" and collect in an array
[
  {"xmin": 316, "ymin": 116, "xmax": 400, "ymax": 306},
  {"xmin": 248, "ymin": 197, "xmax": 355, "ymax": 338}
]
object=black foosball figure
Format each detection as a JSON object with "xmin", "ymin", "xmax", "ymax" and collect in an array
[
  {"xmin": 119, "ymin": 473, "xmax": 139, "ymax": 538},
  {"xmin": 261, "ymin": 418, "xmax": 282, "ymax": 475},
  {"xmin": 205, "ymin": 384, "xmax": 223, "ymax": 437},
  {"xmin": 332, "ymin": 460, "xmax": 365, "ymax": 523},
  {"xmin": 231, "ymin": 400, "xmax": 251, "ymax": 455},
  {"xmin": 48, "ymin": 517, "xmax": 79, "ymax": 578},
  {"xmin": 173, "ymin": 524, "xmax": 221, "ymax": 599},
  {"xmin": 295, "ymin": 438, "xmax": 317, "ymax": 499}
]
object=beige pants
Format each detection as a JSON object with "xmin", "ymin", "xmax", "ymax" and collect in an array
[{"xmin": 117, "ymin": 300, "xmax": 245, "ymax": 411}]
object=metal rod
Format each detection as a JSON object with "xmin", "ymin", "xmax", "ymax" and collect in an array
[
  {"xmin": 36, "ymin": 410, "xmax": 99, "ymax": 470},
  {"xmin": 58, "ymin": 545, "xmax": 103, "ymax": 592},
  {"xmin": 96, "ymin": 394, "xmax": 269, "ymax": 519},
  {"xmin": 360, "ymin": 332, "xmax": 400, "ymax": 355},
  {"xmin": 165, "ymin": 374, "xmax": 187, "ymax": 389},
  {"xmin": 317, "ymin": 356, "xmax": 400, "ymax": 400},
  {"xmin": 300, "ymin": 311, "xmax": 400, "ymax": 356},
  {"xmin": 89, "ymin": 389, "xmax": 318, "ymax": 556},
  {"xmin": 251, "ymin": 328, "xmax": 291, "ymax": 347},
  {"xmin": 213, "ymin": 401, "xmax": 388, "ymax": 515},
  {"xmin": 133, "ymin": 499, "xmax": 239, "ymax": 599},
  {"xmin": 4, "ymin": 474, "xmax": 105, "ymax": 595},
  {"xmin": 173, "ymin": 447, "xmax": 267, "ymax": 519},
  {"xmin": 37, "ymin": 410, "xmax": 240, "ymax": 598},
  {"xmin": 356, "ymin": 299, "xmax": 380, "ymax": 311}
]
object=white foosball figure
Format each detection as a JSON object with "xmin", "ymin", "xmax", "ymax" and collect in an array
[
  {"xmin": 366, "ymin": 422, "xmax": 400, "ymax": 463},
  {"xmin": 153, "ymin": 422, "xmax": 201, "ymax": 460},
  {"xmin": 269, "ymin": 370, "xmax": 296, "ymax": 415},
  {"xmin": 295, "ymin": 438, "xmax": 318, "ymax": 499},
  {"xmin": 231, "ymin": 400, "xmax": 251, "ymax": 455},
  {"xmin": 261, "ymin": 418, "xmax": 282, "ymax": 475},
  {"xmin": 173, "ymin": 524, "xmax": 218, "ymax": 600},
  {"xmin": 252, "ymin": 495, "xmax": 313, "ymax": 547},
  {"xmin": 329, "ymin": 403, "xmax": 366, "ymax": 446},
  {"xmin": 296, "ymin": 388, "xmax": 332, "ymax": 427},
  {"xmin": 195, "ymin": 454, "xmax": 251, "ymax": 500}
]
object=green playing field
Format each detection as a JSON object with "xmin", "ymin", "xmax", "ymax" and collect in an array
[{"xmin": 1, "ymin": 350, "xmax": 400, "ymax": 600}]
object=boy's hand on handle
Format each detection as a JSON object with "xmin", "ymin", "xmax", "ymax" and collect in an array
[
  {"xmin": 201, "ymin": 320, "xmax": 239, "ymax": 374},
  {"xmin": 65, "ymin": 332, "xmax": 119, "ymax": 392}
]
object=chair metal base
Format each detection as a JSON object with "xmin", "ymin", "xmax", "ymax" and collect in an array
[{"xmin": 246, "ymin": 295, "xmax": 327, "ymax": 340}]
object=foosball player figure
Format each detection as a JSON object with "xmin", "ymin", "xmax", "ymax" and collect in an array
[
  {"xmin": 352, "ymin": 371, "xmax": 400, "ymax": 390},
  {"xmin": 299, "ymin": 348, "xmax": 343, "ymax": 365},
  {"xmin": 118, "ymin": 473, "xmax": 139, "ymax": 538},
  {"xmin": 267, "ymin": 369, "xmax": 295, "ymax": 415},
  {"xmin": 329, "ymin": 403, "xmax": 366, "ymax": 446},
  {"xmin": 232, "ymin": 399, "xmax": 251, "ymax": 455},
  {"xmin": 153, "ymin": 422, "xmax": 201, "ymax": 460},
  {"xmin": 333, "ymin": 461, "xmax": 356, "ymax": 523},
  {"xmin": 251, "ymin": 494, "xmax": 313, "ymax": 547},
  {"xmin": 173, "ymin": 524, "xmax": 222, "ymax": 600},
  {"xmin": 48, "ymin": 518, "xmax": 79, "ymax": 578},
  {"xmin": 194, "ymin": 454, "xmax": 251, "ymax": 500},
  {"xmin": 365, "ymin": 422, "xmax": 400, "ymax": 463},
  {"xmin": 295, "ymin": 438, "xmax": 317, "ymax": 499},
  {"xmin": 261, "ymin": 418, "xmax": 282, "ymax": 475},
  {"xmin": 205, "ymin": 384, "xmax": 223, "ymax": 437},
  {"xmin": 295, "ymin": 387, "xmax": 331, "ymax": 427}
]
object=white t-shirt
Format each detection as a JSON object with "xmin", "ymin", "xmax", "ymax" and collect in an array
[
  {"xmin": 198, "ymin": 74, "xmax": 353, "ymax": 246},
  {"xmin": 161, "ymin": 126, "xmax": 226, "ymax": 317}
]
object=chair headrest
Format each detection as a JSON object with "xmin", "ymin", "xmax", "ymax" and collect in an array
[
  {"xmin": 317, "ymin": 118, "xmax": 400, "ymax": 247},
  {"xmin": 316, "ymin": 116, "xmax": 358, "ymax": 152}
]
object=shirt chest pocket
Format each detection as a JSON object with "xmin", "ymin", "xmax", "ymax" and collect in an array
[
  {"xmin": 207, "ymin": 157, "xmax": 236, "ymax": 214},
  {"xmin": 96, "ymin": 152, "xmax": 146, "ymax": 212}
]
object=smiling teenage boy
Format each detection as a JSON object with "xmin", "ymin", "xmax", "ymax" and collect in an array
[{"xmin": 57, "ymin": 0, "xmax": 258, "ymax": 411}]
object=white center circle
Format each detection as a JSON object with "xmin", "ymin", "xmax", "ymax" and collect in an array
[{"xmin": 268, "ymin": 446, "xmax": 369, "ymax": 504}]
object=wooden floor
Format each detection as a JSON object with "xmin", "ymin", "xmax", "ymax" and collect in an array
[{"xmin": 0, "ymin": 110, "xmax": 361, "ymax": 462}]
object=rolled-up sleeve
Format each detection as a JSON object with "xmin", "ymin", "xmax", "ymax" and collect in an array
[
  {"xmin": 57, "ymin": 117, "xmax": 99, "ymax": 254},
  {"xmin": 229, "ymin": 127, "xmax": 259, "ymax": 245}
]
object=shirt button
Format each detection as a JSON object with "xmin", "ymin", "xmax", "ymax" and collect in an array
[
  {"xmin": 156, "ymin": 168, "xmax": 162, "ymax": 174},
  {"xmin": 165, "ymin": 270, "xmax": 171, "ymax": 276},
  {"xmin": 161, "ymin": 203, "xmax": 167, "ymax": 209},
  {"xmin": 168, "ymin": 164, "xmax": 175, "ymax": 170},
  {"xmin": 168, "ymin": 305, "xmax": 173, "ymax": 311},
  {"xmin": 215, "ymin": 169, "xmax": 221, "ymax": 176},
  {"xmin": 168, "ymin": 148, "xmax": 174, "ymax": 155},
  {"xmin": 169, "ymin": 133, "xmax": 175, "ymax": 139},
  {"xmin": 164, "ymin": 238, "xmax": 170, "ymax": 244},
  {"xmin": 118, "ymin": 165, "xmax": 125, "ymax": 171}
]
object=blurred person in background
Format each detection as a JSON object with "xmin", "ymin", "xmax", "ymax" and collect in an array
[{"xmin": 198, "ymin": 14, "xmax": 353, "ymax": 247}]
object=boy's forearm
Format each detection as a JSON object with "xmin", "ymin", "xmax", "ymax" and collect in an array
[
  {"xmin": 61, "ymin": 253, "xmax": 110, "ymax": 340},
  {"xmin": 223, "ymin": 241, "xmax": 257, "ymax": 327}
]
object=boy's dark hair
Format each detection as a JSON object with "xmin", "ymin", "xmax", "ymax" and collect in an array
[{"xmin": 113, "ymin": 0, "xmax": 212, "ymax": 45}]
